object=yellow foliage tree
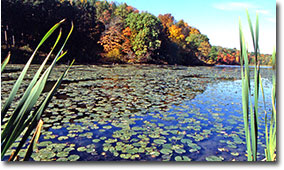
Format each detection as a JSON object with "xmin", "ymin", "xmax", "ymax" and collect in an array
[
  {"xmin": 198, "ymin": 41, "xmax": 211, "ymax": 61},
  {"xmin": 169, "ymin": 25, "xmax": 185, "ymax": 43}
]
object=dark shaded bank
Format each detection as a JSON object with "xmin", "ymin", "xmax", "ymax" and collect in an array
[{"xmin": 1, "ymin": 46, "xmax": 211, "ymax": 66}]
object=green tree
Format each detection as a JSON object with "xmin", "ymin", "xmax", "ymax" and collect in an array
[
  {"xmin": 208, "ymin": 46, "xmax": 219, "ymax": 63},
  {"xmin": 125, "ymin": 12, "xmax": 162, "ymax": 63},
  {"xmin": 186, "ymin": 33, "xmax": 211, "ymax": 61},
  {"xmin": 114, "ymin": 3, "xmax": 135, "ymax": 20}
]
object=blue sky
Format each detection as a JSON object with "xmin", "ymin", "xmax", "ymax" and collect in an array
[{"xmin": 112, "ymin": 0, "xmax": 276, "ymax": 54}]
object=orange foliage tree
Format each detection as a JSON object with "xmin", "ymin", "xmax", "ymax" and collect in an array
[{"xmin": 169, "ymin": 25, "xmax": 185, "ymax": 44}]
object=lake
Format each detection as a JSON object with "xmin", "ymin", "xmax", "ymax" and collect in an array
[{"xmin": 1, "ymin": 64, "xmax": 274, "ymax": 161}]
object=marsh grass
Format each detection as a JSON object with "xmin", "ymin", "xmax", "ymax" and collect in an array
[
  {"xmin": 1, "ymin": 52, "xmax": 10, "ymax": 73},
  {"xmin": 239, "ymin": 11, "xmax": 276, "ymax": 161},
  {"xmin": 1, "ymin": 19, "xmax": 74, "ymax": 161}
]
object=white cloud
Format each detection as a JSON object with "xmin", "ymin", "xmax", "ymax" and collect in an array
[
  {"xmin": 256, "ymin": 9, "xmax": 270, "ymax": 15},
  {"xmin": 213, "ymin": 2, "xmax": 256, "ymax": 11}
]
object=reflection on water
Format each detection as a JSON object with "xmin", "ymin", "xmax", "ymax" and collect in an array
[{"xmin": 215, "ymin": 65, "xmax": 273, "ymax": 69}]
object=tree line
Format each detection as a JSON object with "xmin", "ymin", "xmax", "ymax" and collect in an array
[{"xmin": 1, "ymin": 0, "xmax": 271, "ymax": 65}]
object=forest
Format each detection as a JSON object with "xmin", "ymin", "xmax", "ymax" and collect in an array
[{"xmin": 1, "ymin": 0, "xmax": 272, "ymax": 65}]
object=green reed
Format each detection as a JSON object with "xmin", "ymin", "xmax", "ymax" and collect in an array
[
  {"xmin": 1, "ymin": 19, "xmax": 74, "ymax": 161},
  {"xmin": 264, "ymin": 47, "xmax": 276, "ymax": 161},
  {"xmin": 239, "ymin": 11, "xmax": 276, "ymax": 161}
]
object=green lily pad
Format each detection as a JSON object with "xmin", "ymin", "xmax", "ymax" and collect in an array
[
  {"xmin": 149, "ymin": 151, "xmax": 160, "ymax": 157},
  {"xmin": 68, "ymin": 155, "xmax": 80, "ymax": 161},
  {"xmin": 175, "ymin": 156, "xmax": 183, "ymax": 161},
  {"xmin": 58, "ymin": 136, "xmax": 69, "ymax": 141},
  {"xmin": 100, "ymin": 136, "xmax": 107, "ymax": 140},
  {"xmin": 57, "ymin": 151, "xmax": 69, "ymax": 158},
  {"xmin": 161, "ymin": 154, "xmax": 172, "ymax": 161},
  {"xmin": 175, "ymin": 148, "xmax": 186, "ymax": 154},
  {"xmin": 38, "ymin": 148, "xmax": 56, "ymax": 159},
  {"xmin": 67, "ymin": 133, "xmax": 77, "ymax": 138},
  {"xmin": 160, "ymin": 148, "xmax": 173, "ymax": 155},
  {"xmin": 105, "ymin": 138, "xmax": 117, "ymax": 143},
  {"xmin": 64, "ymin": 147, "xmax": 75, "ymax": 152},
  {"xmin": 38, "ymin": 141, "xmax": 52, "ymax": 147},
  {"xmin": 77, "ymin": 147, "xmax": 87, "ymax": 152},
  {"xmin": 175, "ymin": 156, "xmax": 191, "ymax": 161},
  {"xmin": 103, "ymin": 125, "xmax": 112, "ymax": 129},
  {"xmin": 205, "ymin": 156, "xmax": 224, "ymax": 161},
  {"xmin": 56, "ymin": 158, "xmax": 68, "ymax": 161},
  {"xmin": 92, "ymin": 139, "xmax": 101, "ymax": 143},
  {"xmin": 182, "ymin": 156, "xmax": 192, "ymax": 161},
  {"xmin": 52, "ymin": 125, "xmax": 62, "ymax": 130},
  {"xmin": 120, "ymin": 153, "xmax": 131, "ymax": 159},
  {"xmin": 153, "ymin": 139, "xmax": 167, "ymax": 145}
]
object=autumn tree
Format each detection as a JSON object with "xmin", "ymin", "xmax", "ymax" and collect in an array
[
  {"xmin": 176, "ymin": 20, "xmax": 191, "ymax": 38},
  {"xmin": 158, "ymin": 13, "xmax": 174, "ymax": 36},
  {"xmin": 168, "ymin": 25, "xmax": 185, "ymax": 45},
  {"xmin": 125, "ymin": 12, "xmax": 162, "ymax": 63},
  {"xmin": 95, "ymin": 0, "xmax": 116, "ymax": 26},
  {"xmin": 114, "ymin": 3, "xmax": 136, "ymax": 20},
  {"xmin": 186, "ymin": 33, "xmax": 211, "ymax": 62},
  {"xmin": 99, "ymin": 17, "xmax": 124, "ymax": 62}
]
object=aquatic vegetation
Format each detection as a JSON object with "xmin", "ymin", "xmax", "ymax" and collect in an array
[
  {"xmin": 1, "ymin": 20, "xmax": 74, "ymax": 161},
  {"xmin": 239, "ymin": 11, "xmax": 276, "ymax": 161},
  {"xmin": 175, "ymin": 156, "xmax": 191, "ymax": 161},
  {"xmin": 1, "ymin": 52, "xmax": 10, "ymax": 73},
  {"xmin": 264, "ymin": 48, "xmax": 276, "ymax": 161},
  {"xmin": 1, "ymin": 63, "xmax": 273, "ymax": 161},
  {"xmin": 205, "ymin": 155, "xmax": 224, "ymax": 161}
]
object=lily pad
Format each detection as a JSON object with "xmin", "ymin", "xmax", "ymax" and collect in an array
[
  {"xmin": 57, "ymin": 151, "xmax": 69, "ymax": 158},
  {"xmin": 174, "ymin": 156, "xmax": 191, "ymax": 161},
  {"xmin": 56, "ymin": 158, "xmax": 68, "ymax": 161},
  {"xmin": 160, "ymin": 148, "xmax": 173, "ymax": 155},
  {"xmin": 68, "ymin": 155, "xmax": 80, "ymax": 161},
  {"xmin": 92, "ymin": 139, "xmax": 101, "ymax": 143},
  {"xmin": 205, "ymin": 156, "xmax": 224, "ymax": 161},
  {"xmin": 77, "ymin": 147, "xmax": 87, "ymax": 152},
  {"xmin": 58, "ymin": 136, "xmax": 69, "ymax": 141},
  {"xmin": 153, "ymin": 139, "xmax": 167, "ymax": 145}
]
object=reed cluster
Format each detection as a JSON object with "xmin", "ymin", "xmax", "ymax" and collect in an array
[
  {"xmin": 1, "ymin": 20, "xmax": 74, "ymax": 161},
  {"xmin": 239, "ymin": 11, "xmax": 276, "ymax": 161}
]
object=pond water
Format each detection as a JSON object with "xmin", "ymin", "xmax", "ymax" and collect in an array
[{"xmin": 1, "ymin": 65, "xmax": 274, "ymax": 161}]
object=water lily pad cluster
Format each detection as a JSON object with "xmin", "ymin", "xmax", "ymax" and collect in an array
[{"xmin": 1, "ymin": 65, "xmax": 274, "ymax": 161}]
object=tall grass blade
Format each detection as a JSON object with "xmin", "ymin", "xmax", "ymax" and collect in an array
[
  {"xmin": 1, "ymin": 19, "xmax": 64, "ymax": 120},
  {"xmin": 1, "ymin": 50, "xmax": 68, "ymax": 158},
  {"xmin": 246, "ymin": 10, "xmax": 256, "ymax": 52},
  {"xmin": 267, "ymin": 47, "xmax": 276, "ymax": 161},
  {"xmin": 1, "ymin": 48, "xmax": 71, "ymax": 159},
  {"xmin": 23, "ymin": 120, "xmax": 43, "ymax": 161},
  {"xmin": 241, "ymin": 11, "xmax": 276, "ymax": 161},
  {"xmin": 239, "ymin": 20, "xmax": 252, "ymax": 161},
  {"xmin": 8, "ymin": 60, "xmax": 75, "ymax": 161},
  {"xmin": 1, "ymin": 30, "xmax": 62, "ymax": 138},
  {"xmin": 1, "ymin": 20, "xmax": 74, "ymax": 160},
  {"xmin": 11, "ymin": 60, "xmax": 75, "ymax": 160},
  {"xmin": 1, "ymin": 52, "xmax": 10, "ymax": 73}
]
